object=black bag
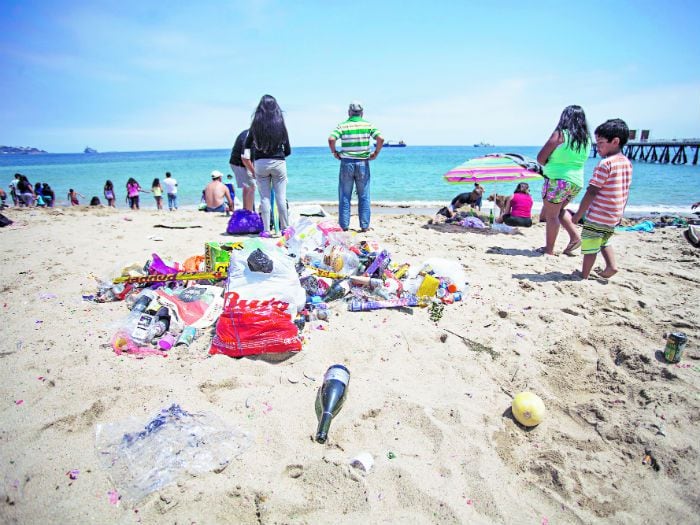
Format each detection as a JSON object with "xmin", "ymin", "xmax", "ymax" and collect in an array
[
  {"xmin": 0, "ymin": 213, "xmax": 13, "ymax": 227},
  {"xmin": 247, "ymin": 248, "xmax": 273, "ymax": 273}
]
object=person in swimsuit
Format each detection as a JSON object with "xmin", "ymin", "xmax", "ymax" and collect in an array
[
  {"xmin": 104, "ymin": 180, "xmax": 116, "ymax": 207},
  {"xmin": 67, "ymin": 188, "xmax": 85, "ymax": 206}
]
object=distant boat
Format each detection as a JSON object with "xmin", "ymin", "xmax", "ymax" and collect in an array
[
  {"xmin": 383, "ymin": 140, "xmax": 406, "ymax": 148},
  {"xmin": 84, "ymin": 146, "xmax": 98, "ymax": 154},
  {"xmin": 473, "ymin": 141, "xmax": 493, "ymax": 147}
]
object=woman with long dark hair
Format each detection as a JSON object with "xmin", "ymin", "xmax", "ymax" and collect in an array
[
  {"xmin": 536, "ymin": 105, "xmax": 591, "ymax": 255},
  {"xmin": 104, "ymin": 180, "xmax": 116, "ymax": 207},
  {"xmin": 243, "ymin": 95, "xmax": 291, "ymax": 233}
]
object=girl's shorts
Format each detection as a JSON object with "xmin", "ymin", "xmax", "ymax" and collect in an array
[{"xmin": 542, "ymin": 179, "xmax": 581, "ymax": 204}]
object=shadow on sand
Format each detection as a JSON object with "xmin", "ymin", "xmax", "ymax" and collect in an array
[{"xmin": 487, "ymin": 246, "xmax": 541, "ymax": 257}]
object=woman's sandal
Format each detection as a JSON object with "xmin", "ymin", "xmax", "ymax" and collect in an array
[{"xmin": 562, "ymin": 239, "xmax": 582, "ymax": 256}]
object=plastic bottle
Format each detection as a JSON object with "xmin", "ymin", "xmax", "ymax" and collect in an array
[
  {"xmin": 151, "ymin": 307, "xmax": 171, "ymax": 338},
  {"xmin": 129, "ymin": 289, "xmax": 157, "ymax": 312},
  {"xmin": 364, "ymin": 250, "xmax": 390, "ymax": 278}
]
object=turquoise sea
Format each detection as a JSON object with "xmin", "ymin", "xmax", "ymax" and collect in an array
[{"xmin": 2, "ymin": 146, "xmax": 698, "ymax": 214}]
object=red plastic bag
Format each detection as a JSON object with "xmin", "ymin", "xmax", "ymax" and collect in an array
[{"xmin": 209, "ymin": 292, "xmax": 302, "ymax": 357}]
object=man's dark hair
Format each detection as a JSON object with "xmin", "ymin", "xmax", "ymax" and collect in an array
[
  {"xmin": 165, "ymin": 172, "xmax": 171, "ymax": 177},
  {"xmin": 595, "ymin": 119, "xmax": 630, "ymax": 147}
]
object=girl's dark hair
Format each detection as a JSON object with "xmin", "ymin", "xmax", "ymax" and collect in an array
[
  {"xmin": 127, "ymin": 178, "xmax": 136, "ymax": 185},
  {"xmin": 42, "ymin": 183, "xmax": 51, "ymax": 190},
  {"xmin": 90, "ymin": 196, "xmax": 101, "ymax": 206},
  {"xmin": 152, "ymin": 178, "xmax": 160, "ymax": 187},
  {"xmin": 595, "ymin": 119, "xmax": 630, "ymax": 147},
  {"xmin": 514, "ymin": 183, "xmax": 529, "ymax": 194},
  {"xmin": 556, "ymin": 105, "xmax": 590, "ymax": 153},
  {"xmin": 105, "ymin": 180, "xmax": 113, "ymax": 189},
  {"xmin": 250, "ymin": 95, "xmax": 288, "ymax": 154}
]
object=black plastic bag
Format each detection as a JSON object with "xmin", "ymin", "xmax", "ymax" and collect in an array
[{"xmin": 247, "ymin": 248, "xmax": 273, "ymax": 273}]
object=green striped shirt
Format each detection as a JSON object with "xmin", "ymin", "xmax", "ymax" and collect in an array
[{"xmin": 329, "ymin": 116, "xmax": 382, "ymax": 159}]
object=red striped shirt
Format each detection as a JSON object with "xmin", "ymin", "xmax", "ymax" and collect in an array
[{"xmin": 586, "ymin": 153, "xmax": 632, "ymax": 226}]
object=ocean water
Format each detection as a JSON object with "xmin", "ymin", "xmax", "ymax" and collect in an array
[{"xmin": 2, "ymin": 146, "xmax": 698, "ymax": 214}]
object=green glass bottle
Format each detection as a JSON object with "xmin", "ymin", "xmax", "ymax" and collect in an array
[{"xmin": 315, "ymin": 364, "xmax": 350, "ymax": 443}]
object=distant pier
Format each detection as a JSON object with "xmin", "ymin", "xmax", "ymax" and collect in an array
[{"xmin": 592, "ymin": 139, "xmax": 700, "ymax": 165}]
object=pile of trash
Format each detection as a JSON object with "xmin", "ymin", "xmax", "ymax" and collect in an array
[{"xmin": 91, "ymin": 217, "xmax": 468, "ymax": 359}]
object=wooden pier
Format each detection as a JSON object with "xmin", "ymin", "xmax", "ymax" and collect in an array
[{"xmin": 592, "ymin": 139, "xmax": 700, "ymax": 165}]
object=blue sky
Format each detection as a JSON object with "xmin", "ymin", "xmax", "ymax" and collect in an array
[{"xmin": 1, "ymin": 0, "xmax": 699, "ymax": 152}]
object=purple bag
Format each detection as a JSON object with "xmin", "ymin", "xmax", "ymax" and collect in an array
[{"xmin": 226, "ymin": 209, "xmax": 264, "ymax": 234}]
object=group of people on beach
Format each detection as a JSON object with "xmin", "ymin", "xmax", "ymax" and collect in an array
[
  {"xmin": 102, "ymin": 172, "xmax": 179, "ymax": 211},
  {"xmin": 224, "ymin": 95, "xmax": 382, "ymax": 234},
  {"xmin": 2, "ymin": 173, "xmax": 57, "ymax": 208}
]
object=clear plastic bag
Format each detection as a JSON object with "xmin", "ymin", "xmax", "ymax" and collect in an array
[{"xmin": 95, "ymin": 404, "xmax": 252, "ymax": 502}]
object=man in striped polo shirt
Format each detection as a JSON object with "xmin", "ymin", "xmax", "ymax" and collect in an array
[
  {"xmin": 573, "ymin": 118, "xmax": 633, "ymax": 280},
  {"xmin": 328, "ymin": 101, "xmax": 384, "ymax": 231}
]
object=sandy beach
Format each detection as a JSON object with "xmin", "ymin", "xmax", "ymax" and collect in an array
[{"xmin": 0, "ymin": 205, "xmax": 698, "ymax": 524}]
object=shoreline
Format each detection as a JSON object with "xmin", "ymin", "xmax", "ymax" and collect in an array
[{"xmin": 3, "ymin": 201, "xmax": 697, "ymax": 219}]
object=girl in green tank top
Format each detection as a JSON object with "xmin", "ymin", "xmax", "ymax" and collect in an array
[
  {"xmin": 536, "ymin": 105, "xmax": 591, "ymax": 255},
  {"xmin": 544, "ymin": 130, "xmax": 590, "ymax": 188}
]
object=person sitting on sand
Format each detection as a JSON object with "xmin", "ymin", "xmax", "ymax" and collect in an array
[
  {"xmin": 0, "ymin": 188, "xmax": 7, "ymax": 209},
  {"xmin": 68, "ymin": 188, "xmax": 85, "ymax": 206},
  {"xmin": 203, "ymin": 170, "xmax": 233, "ymax": 213},
  {"xmin": 572, "ymin": 118, "xmax": 632, "ymax": 280},
  {"xmin": 495, "ymin": 183, "xmax": 534, "ymax": 227}
]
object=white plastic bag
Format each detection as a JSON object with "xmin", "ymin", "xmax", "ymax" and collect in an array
[{"xmin": 226, "ymin": 239, "xmax": 306, "ymax": 313}]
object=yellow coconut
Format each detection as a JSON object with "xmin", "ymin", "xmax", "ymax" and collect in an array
[{"xmin": 512, "ymin": 392, "xmax": 545, "ymax": 427}]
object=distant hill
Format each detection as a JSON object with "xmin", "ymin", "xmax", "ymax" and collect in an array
[{"xmin": 0, "ymin": 145, "xmax": 48, "ymax": 155}]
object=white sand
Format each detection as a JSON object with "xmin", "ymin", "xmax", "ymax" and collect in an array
[{"xmin": 0, "ymin": 205, "xmax": 698, "ymax": 524}]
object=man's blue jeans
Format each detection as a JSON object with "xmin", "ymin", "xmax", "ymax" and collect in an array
[
  {"xmin": 167, "ymin": 193, "xmax": 178, "ymax": 210},
  {"xmin": 338, "ymin": 159, "xmax": 371, "ymax": 230}
]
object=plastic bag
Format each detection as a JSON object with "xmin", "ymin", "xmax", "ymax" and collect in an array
[
  {"xmin": 95, "ymin": 404, "xmax": 251, "ymax": 502},
  {"xmin": 404, "ymin": 258, "xmax": 468, "ymax": 295},
  {"xmin": 153, "ymin": 285, "xmax": 224, "ymax": 329},
  {"xmin": 247, "ymin": 248, "xmax": 273, "ymax": 273},
  {"xmin": 284, "ymin": 218, "xmax": 323, "ymax": 259},
  {"xmin": 210, "ymin": 292, "xmax": 302, "ymax": 357},
  {"xmin": 226, "ymin": 240, "xmax": 306, "ymax": 314},
  {"xmin": 226, "ymin": 209, "xmax": 263, "ymax": 234}
]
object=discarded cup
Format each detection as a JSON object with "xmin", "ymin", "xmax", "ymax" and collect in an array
[
  {"xmin": 158, "ymin": 333, "xmax": 176, "ymax": 351},
  {"xmin": 350, "ymin": 452, "xmax": 374, "ymax": 473}
]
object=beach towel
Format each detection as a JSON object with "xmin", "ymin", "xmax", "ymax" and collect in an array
[{"xmin": 617, "ymin": 220, "xmax": 655, "ymax": 233}]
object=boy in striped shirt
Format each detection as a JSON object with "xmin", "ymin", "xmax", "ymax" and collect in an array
[{"xmin": 572, "ymin": 119, "xmax": 632, "ymax": 279}]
